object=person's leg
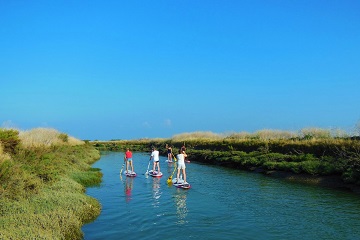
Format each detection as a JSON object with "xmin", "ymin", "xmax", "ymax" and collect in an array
[
  {"xmin": 157, "ymin": 161, "xmax": 160, "ymax": 173},
  {"xmin": 126, "ymin": 160, "xmax": 128, "ymax": 172},
  {"xmin": 130, "ymin": 161, "xmax": 134, "ymax": 172},
  {"xmin": 176, "ymin": 168, "xmax": 180, "ymax": 183},
  {"xmin": 153, "ymin": 161, "xmax": 156, "ymax": 172},
  {"xmin": 183, "ymin": 169, "xmax": 187, "ymax": 183}
]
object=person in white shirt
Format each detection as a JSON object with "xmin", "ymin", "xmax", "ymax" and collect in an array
[
  {"xmin": 150, "ymin": 147, "xmax": 160, "ymax": 173},
  {"xmin": 176, "ymin": 149, "xmax": 188, "ymax": 183}
]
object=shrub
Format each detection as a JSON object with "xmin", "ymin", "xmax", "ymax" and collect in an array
[
  {"xmin": 0, "ymin": 128, "xmax": 20, "ymax": 154},
  {"xmin": 300, "ymin": 160, "xmax": 322, "ymax": 175},
  {"xmin": 58, "ymin": 133, "xmax": 69, "ymax": 143},
  {"xmin": 263, "ymin": 161, "xmax": 277, "ymax": 170}
]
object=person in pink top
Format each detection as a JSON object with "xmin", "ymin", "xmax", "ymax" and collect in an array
[{"xmin": 124, "ymin": 148, "xmax": 134, "ymax": 173}]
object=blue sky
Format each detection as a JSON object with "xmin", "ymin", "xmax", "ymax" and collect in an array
[{"xmin": 1, "ymin": 0, "xmax": 359, "ymax": 140}]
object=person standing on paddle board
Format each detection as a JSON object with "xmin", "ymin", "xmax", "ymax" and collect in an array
[
  {"xmin": 175, "ymin": 149, "xmax": 188, "ymax": 184},
  {"xmin": 150, "ymin": 147, "xmax": 160, "ymax": 173},
  {"xmin": 181, "ymin": 145, "xmax": 186, "ymax": 152},
  {"xmin": 167, "ymin": 146, "xmax": 173, "ymax": 162},
  {"xmin": 125, "ymin": 148, "xmax": 134, "ymax": 173}
]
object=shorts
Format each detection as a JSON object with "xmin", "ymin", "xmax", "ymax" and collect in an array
[
  {"xmin": 153, "ymin": 159, "xmax": 159, "ymax": 163},
  {"xmin": 127, "ymin": 158, "xmax": 132, "ymax": 162},
  {"xmin": 178, "ymin": 162, "xmax": 186, "ymax": 169}
]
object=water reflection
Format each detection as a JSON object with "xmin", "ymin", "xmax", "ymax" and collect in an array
[
  {"xmin": 152, "ymin": 177, "xmax": 162, "ymax": 208},
  {"xmin": 174, "ymin": 190, "xmax": 188, "ymax": 225},
  {"xmin": 125, "ymin": 177, "xmax": 134, "ymax": 202}
]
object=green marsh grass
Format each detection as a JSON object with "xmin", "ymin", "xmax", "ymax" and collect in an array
[
  {"xmin": 0, "ymin": 128, "xmax": 101, "ymax": 240},
  {"xmin": 92, "ymin": 128, "xmax": 360, "ymax": 186}
]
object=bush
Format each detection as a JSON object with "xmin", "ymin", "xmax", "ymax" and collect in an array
[
  {"xmin": 0, "ymin": 128, "xmax": 20, "ymax": 154},
  {"xmin": 58, "ymin": 133, "xmax": 69, "ymax": 143}
]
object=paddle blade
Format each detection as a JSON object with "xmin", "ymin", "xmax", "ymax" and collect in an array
[
  {"xmin": 167, "ymin": 176, "xmax": 172, "ymax": 184},
  {"xmin": 172, "ymin": 153, "xmax": 177, "ymax": 162}
]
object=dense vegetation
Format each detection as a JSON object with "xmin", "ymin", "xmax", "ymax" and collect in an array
[
  {"xmin": 92, "ymin": 129, "xmax": 360, "ymax": 186},
  {"xmin": 3, "ymin": 126, "xmax": 359, "ymax": 238},
  {"xmin": 0, "ymin": 128, "xmax": 102, "ymax": 239}
]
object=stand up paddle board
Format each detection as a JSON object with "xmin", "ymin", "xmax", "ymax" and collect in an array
[
  {"xmin": 165, "ymin": 160, "xmax": 173, "ymax": 163},
  {"xmin": 124, "ymin": 170, "xmax": 137, "ymax": 177},
  {"xmin": 148, "ymin": 170, "xmax": 163, "ymax": 177},
  {"xmin": 172, "ymin": 178, "xmax": 191, "ymax": 189}
]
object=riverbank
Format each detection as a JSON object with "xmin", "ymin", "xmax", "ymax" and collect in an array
[
  {"xmin": 0, "ymin": 128, "xmax": 102, "ymax": 239},
  {"xmin": 262, "ymin": 170, "xmax": 360, "ymax": 194},
  {"xmin": 186, "ymin": 145, "xmax": 360, "ymax": 194},
  {"xmin": 91, "ymin": 135, "xmax": 360, "ymax": 194}
]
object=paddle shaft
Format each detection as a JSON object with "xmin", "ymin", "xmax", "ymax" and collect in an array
[
  {"xmin": 145, "ymin": 159, "xmax": 151, "ymax": 174},
  {"xmin": 167, "ymin": 155, "xmax": 177, "ymax": 184}
]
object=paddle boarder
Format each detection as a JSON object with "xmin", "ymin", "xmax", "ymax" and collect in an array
[
  {"xmin": 124, "ymin": 148, "xmax": 134, "ymax": 174},
  {"xmin": 167, "ymin": 145, "xmax": 173, "ymax": 162},
  {"xmin": 175, "ymin": 149, "xmax": 188, "ymax": 184},
  {"xmin": 150, "ymin": 147, "xmax": 160, "ymax": 174}
]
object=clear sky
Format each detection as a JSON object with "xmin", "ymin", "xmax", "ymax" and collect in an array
[{"xmin": 1, "ymin": 0, "xmax": 359, "ymax": 140}]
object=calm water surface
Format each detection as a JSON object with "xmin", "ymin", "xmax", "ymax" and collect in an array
[{"xmin": 82, "ymin": 152, "xmax": 360, "ymax": 240}]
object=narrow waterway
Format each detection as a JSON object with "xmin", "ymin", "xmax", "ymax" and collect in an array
[{"xmin": 82, "ymin": 151, "xmax": 360, "ymax": 240}]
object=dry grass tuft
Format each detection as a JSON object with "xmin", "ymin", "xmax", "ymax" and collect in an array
[
  {"xmin": 172, "ymin": 131, "xmax": 224, "ymax": 140},
  {"xmin": 254, "ymin": 129, "xmax": 297, "ymax": 140},
  {"xmin": 19, "ymin": 128, "xmax": 84, "ymax": 148},
  {"xmin": 170, "ymin": 128, "xmax": 350, "ymax": 141},
  {"xmin": 300, "ymin": 128, "xmax": 332, "ymax": 139}
]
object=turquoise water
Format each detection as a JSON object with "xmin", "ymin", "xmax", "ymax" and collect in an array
[{"xmin": 82, "ymin": 152, "xmax": 360, "ymax": 240}]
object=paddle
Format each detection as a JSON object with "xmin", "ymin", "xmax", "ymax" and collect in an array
[
  {"xmin": 166, "ymin": 153, "xmax": 178, "ymax": 184},
  {"xmin": 172, "ymin": 153, "xmax": 177, "ymax": 162},
  {"xmin": 145, "ymin": 159, "xmax": 151, "ymax": 178},
  {"xmin": 120, "ymin": 156, "xmax": 126, "ymax": 175},
  {"xmin": 167, "ymin": 164, "xmax": 177, "ymax": 184}
]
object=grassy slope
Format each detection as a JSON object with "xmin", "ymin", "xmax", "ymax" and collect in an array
[{"xmin": 0, "ymin": 143, "xmax": 102, "ymax": 239}]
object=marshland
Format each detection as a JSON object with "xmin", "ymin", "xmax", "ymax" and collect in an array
[
  {"xmin": 1, "ymin": 127, "xmax": 360, "ymax": 239},
  {"xmin": 93, "ymin": 128, "xmax": 360, "ymax": 191},
  {"xmin": 0, "ymin": 128, "xmax": 102, "ymax": 239}
]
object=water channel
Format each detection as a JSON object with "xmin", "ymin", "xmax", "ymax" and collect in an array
[{"xmin": 82, "ymin": 151, "xmax": 360, "ymax": 239}]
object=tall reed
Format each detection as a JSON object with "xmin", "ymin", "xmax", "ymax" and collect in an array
[{"xmin": 19, "ymin": 128, "xmax": 84, "ymax": 148}]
